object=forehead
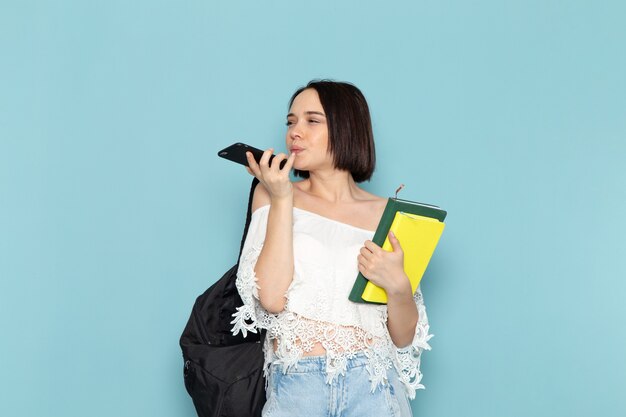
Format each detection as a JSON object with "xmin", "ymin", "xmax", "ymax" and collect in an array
[{"xmin": 289, "ymin": 88, "xmax": 324, "ymax": 113}]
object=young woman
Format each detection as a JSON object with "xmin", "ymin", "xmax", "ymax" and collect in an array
[{"xmin": 230, "ymin": 80, "xmax": 432, "ymax": 417}]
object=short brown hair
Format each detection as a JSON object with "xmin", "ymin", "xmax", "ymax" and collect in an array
[{"xmin": 289, "ymin": 80, "xmax": 376, "ymax": 183}]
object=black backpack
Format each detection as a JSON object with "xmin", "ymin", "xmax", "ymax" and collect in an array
[{"xmin": 180, "ymin": 178, "xmax": 266, "ymax": 417}]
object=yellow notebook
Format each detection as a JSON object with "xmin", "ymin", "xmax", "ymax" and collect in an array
[{"xmin": 360, "ymin": 211, "xmax": 445, "ymax": 304}]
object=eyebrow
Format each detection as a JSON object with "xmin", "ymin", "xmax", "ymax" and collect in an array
[{"xmin": 286, "ymin": 111, "xmax": 326, "ymax": 118}]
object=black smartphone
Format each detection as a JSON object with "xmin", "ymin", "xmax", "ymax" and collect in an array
[{"xmin": 217, "ymin": 142, "xmax": 287, "ymax": 169}]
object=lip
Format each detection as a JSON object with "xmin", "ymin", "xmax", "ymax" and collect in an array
[{"xmin": 290, "ymin": 147, "xmax": 304, "ymax": 153}]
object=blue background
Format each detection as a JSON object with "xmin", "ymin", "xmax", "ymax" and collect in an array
[{"xmin": 1, "ymin": 1, "xmax": 625, "ymax": 416}]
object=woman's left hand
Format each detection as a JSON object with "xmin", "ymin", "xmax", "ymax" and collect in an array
[{"xmin": 357, "ymin": 231, "xmax": 412, "ymax": 296}]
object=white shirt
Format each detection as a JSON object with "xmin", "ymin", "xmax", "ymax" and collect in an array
[{"xmin": 230, "ymin": 204, "xmax": 433, "ymax": 398}]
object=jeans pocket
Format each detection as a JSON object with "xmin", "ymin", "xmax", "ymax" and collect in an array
[
  {"xmin": 383, "ymin": 380, "xmax": 402, "ymax": 417},
  {"xmin": 385, "ymin": 371, "xmax": 413, "ymax": 417}
]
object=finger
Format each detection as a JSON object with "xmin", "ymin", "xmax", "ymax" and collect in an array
[
  {"xmin": 259, "ymin": 148, "xmax": 274, "ymax": 169},
  {"xmin": 360, "ymin": 246, "xmax": 373, "ymax": 259},
  {"xmin": 283, "ymin": 151, "xmax": 297, "ymax": 171},
  {"xmin": 358, "ymin": 262, "xmax": 373, "ymax": 280},
  {"xmin": 246, "ymin": 152, "xmax": 261, "ymax": 177},
  {"xmin": 388, "ymin": 231, "xmax": 403, "ymax": 253},
  {"xmin": 270, "ymin": 153, "xmax": 288, "ymax": 173},
  {"xmin": 357, "ymin": 255, "xmax": 369, "ymax": 269},
  {"xmin": 363, "ymin": 240, "xmax": 381, "ymax": 253}
]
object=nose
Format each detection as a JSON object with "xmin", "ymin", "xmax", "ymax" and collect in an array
[{"xmin": 289, "ymin": 121, "xmax": 304, "ymax": 141}]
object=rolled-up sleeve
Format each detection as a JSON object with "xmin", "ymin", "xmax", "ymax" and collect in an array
[{"xmin": 394, "ymin": 286, "xmax": 434, "ymax": 398}]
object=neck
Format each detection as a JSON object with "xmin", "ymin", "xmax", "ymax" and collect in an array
[{"xmin": 303, "ymin": 169, "xmax": 360, "ymax": 203}]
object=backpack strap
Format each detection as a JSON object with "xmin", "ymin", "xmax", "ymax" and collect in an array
[{"xmin": 238, "ymin": 177, "xmax": 260, "ymax": 262}]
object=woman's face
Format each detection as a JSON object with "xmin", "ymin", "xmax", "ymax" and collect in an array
[{"xmin": 286, "ymin": 88, "xmax": 333, "ymax": 173}]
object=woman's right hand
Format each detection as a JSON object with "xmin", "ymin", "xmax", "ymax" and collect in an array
[{"xmin": 245, "ymin": 148, "xmax": 297, "ymax": 201}]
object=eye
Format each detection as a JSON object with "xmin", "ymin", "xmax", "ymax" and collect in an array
[
  {"xmin": 285, "ymin": 120, "xmax": 294, "ymax": 126},
  {"xmin": 308, "ymin": 119, "xmax": 319, "ymax": 124}
]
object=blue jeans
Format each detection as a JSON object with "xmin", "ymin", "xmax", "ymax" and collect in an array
[{"xmin": 262, "ymin": 353, "xmax": 412, "ymax": 417}]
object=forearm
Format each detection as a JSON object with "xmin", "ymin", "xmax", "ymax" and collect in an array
[
  {"xmin": 386, "ymin": 275, "xmax": 419, "ymax": 348},
  {"xmin": 254, "ymin": 197, "xmax": 294, "ymax": 313}
]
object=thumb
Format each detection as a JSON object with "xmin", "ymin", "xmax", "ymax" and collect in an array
[{"xmin": 388, "ymin": 231, "xmax": 403, "ymax": 253}]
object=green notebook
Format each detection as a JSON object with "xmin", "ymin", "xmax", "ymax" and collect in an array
[{"xmin": 348, "ymin": 197, "xmax": 447, "ymax": 304}]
